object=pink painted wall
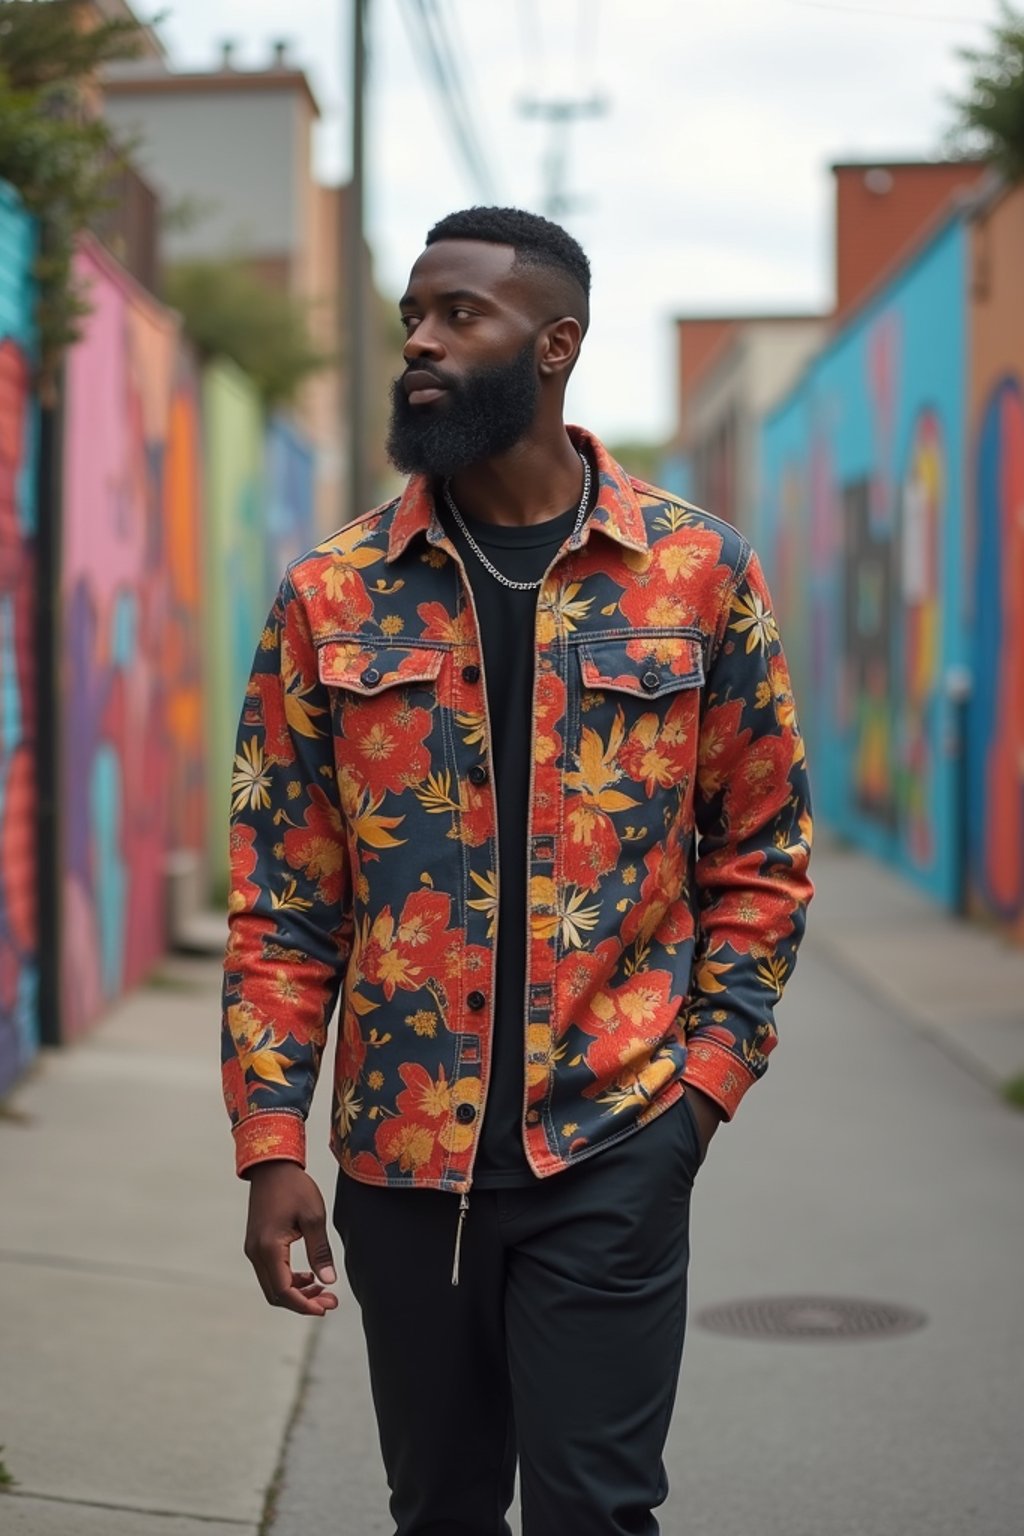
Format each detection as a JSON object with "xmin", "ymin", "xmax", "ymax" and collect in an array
[{"xmin": 61, "ymin": 238, "xmax": 179, "ymax": 1038}]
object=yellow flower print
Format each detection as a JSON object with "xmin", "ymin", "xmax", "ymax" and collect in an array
[
  {"xmin": 336, "ymin": 1081, "xmax": 363, "ymax": 1142},
  {"xmin": 526, "ymin": 1023, "xmax": 567, "ymax": 1088},
  {"xmin": 380, "ymin": 614, "xmax": 404, "ymax": 636},
  {"xmin": 730, "ymin": 589, "xmax": 780, "ymax": 654},
  {"xmin": 231, "ymin": 736, "xmax": 272, "ymax": 814},
  {"xmin": 536, "ymin": 581, "xmax": 594, "ymax": 642},
  {"xmin": 529, "ymin": 878, "xmax": 601, "ymax": 948},
  {"xmin": 405, "ymin": 1009, "xmax": 438, "ymax": 1037},
  {"xmin": 467, "ymin": 868, "xmax": 498, "ymax": 938},
  {"xmin": 367, "ymin": 1069, "xmax": 384, "ymax": 1090},
  {"xmin": 270, "ymin": 878, "xmax": 313, "ymax": 913}
]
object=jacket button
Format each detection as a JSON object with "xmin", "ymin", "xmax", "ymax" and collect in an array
[
  {"xmin": 467, "ymin": 989, "xmax": 486, "ymax": 1011},
  {"xmin": 454, "ymin": 1101, "xmax": 477, "ymax": 1125},
  {"xmin": 641, "ymin": 670, "xmax": 661, "ymax": 692},
  {"xmin": 462, "ymin": 664, "xmax": 481, "ymax": 684},
  {"xmin": 360, "ymin": 667, "xmax": 381, "ymax": 687},
  {"xmin": 468, "ymin": 764, "xmax": 489, "ymax": 786}
]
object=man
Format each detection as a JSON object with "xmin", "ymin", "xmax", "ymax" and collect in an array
[{"xmin": 223, "ymin": 206, "xmax": 812, "ymax": 1535}]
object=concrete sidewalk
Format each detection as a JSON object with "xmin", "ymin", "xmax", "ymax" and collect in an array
[
  {"xmin": 1, "ymin": 840, "xmax": 1022, "ymax": 1534},
  {"xmin": 0, "ymin": 944, "xmax": 313, "ymax": 1536}
]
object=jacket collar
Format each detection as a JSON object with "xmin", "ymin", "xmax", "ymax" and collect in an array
[{"xmin": 385, "ymin": 424, "xmax": 650, "ymax": 564}]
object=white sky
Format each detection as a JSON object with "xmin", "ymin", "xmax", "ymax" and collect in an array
[{"xmin": 155, "ymin": 0, "xmax": 1003, "ymax": 442}]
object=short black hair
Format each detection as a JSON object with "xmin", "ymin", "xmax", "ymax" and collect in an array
[{"xmin": 425, "ymin": 206, "xmax": 591, "ymax": 331}]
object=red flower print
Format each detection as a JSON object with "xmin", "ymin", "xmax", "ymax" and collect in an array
[
  {"xmin": 228, "ymin": 822, "xmax": 260, "ymax": 913},
  {"xmin": 283, "ymin": 784, "xmax": 348, "ymax": 905},
  {"xmin": 341, "ymin": 690, "xmax": 433, "ymax": 797},
  {"xmin": 723, "ymin": 733, "xmax": 794, "ymax": 838},
  {"xmin": 697, "ymin": 699, "xmax": 748, "ymax": 797},
  {"xmin": 619, "ymin": 692, "xmax": 698, "ymax": 797},
  {"xmin": 620, "ymin": 839, "xmax": 695, "ymax": 949},
  {"xmin": 417, "ymin": 601, "xmax": 475, "ymax": 645}
]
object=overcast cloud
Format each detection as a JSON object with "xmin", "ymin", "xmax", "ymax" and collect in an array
[{"xmin": 157, "ymin": 0, "xmax": 1003, "ymax": 441}]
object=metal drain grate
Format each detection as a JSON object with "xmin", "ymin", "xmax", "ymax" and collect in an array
[{"xmin": 695, "ymin": 1295, "xmax": 928, "ymax": 1341}]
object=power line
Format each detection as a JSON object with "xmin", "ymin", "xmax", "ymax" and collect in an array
[
  {"xmin": 400, "ymin": 0, "xmax": 497, "ymax": 201},
  {"xmin": 430, "ymin": 0, "xmax": 498, "ymax": 195}
]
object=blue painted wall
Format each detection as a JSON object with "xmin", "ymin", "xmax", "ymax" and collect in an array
[
  {"xmin": 265, "ymin": 414, "xmax": 316, "ymax": 599},
  {"xmin": 759, "ymin": 217, "xmax": 968, "ymax": 907}
]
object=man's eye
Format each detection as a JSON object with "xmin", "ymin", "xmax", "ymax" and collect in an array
[
  {"xmin": 400, "ymin": 315, "xmax": 418, "ymax": 332},
  {"xmin": 451, "ymin": 307, "xmax": 474, "ymax": 322}
]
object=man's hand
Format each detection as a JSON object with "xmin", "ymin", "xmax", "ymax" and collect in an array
[
  {"xmin": 244, "ymin": 1161, "xmax": 339, "ymax": 1316},
  {"xmin": 686, "ymin": 1086, "xmax": 724, "ymax": 1160}
]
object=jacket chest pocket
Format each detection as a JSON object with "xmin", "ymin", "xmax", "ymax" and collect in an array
[
  {"xmin": 316, "ymin": 640, "xmax": 448, "ymax": 801},
  {"xmin": 569, "ymin": 633, "xmax": 705, "ymax": 813}
]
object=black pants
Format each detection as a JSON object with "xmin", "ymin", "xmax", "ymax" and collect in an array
[{"xmin": 333, "ymin": 1095, "xmax": 702, "ymax": 1536}]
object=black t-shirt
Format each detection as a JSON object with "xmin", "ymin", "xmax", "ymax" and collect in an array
[{"xmin": 437, "ymin": 493, "xmax": 583, "ymax": 1187}]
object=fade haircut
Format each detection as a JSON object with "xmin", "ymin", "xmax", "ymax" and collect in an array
[{"xmin": 425, "ymin": 206, "xmax": 591, "ymax": 334}]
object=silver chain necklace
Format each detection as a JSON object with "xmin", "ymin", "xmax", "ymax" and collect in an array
[{"xmin": 442, "ymin": 450, "xmax": 592, "ymax": 591}]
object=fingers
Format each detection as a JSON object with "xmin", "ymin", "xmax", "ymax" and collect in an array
[
  {"xmin": 300, "ymin": 1203, "xmax": 338, "ymax": 1286},
  {"xmin": 243, "ymin": 1167, "xmax": 337, "ymax": 1314}
]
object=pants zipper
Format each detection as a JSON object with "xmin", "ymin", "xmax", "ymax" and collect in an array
[{"xmin": 451, "ymin": 1191, "xmax": 470, "ymax": 1286}]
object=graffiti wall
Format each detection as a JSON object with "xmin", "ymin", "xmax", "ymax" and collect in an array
[
  {"xmin": 203, "ymin": 360, "xmax": 266, "ymax": 886},
  {"xmin": 0, "ymin": 183, "xmax": 39, "ymax": 1093},
  {"xmin": 266, "ymin": 414, "xmax": 316, "ymax": 601},
  {"xmin": 759, "ymin": 218, "xmax": 967, "ymax": 907},
  {"xmin": 165, "ymin": 352, "xmax": 206, "ymax": 857},
  {"xmin": 61, "ymin": 237, "xmax": 179, "ymax": 1039},
  {"xmin": 967, "ymin": 184, "xmax": 1024, "ymax": 938}
]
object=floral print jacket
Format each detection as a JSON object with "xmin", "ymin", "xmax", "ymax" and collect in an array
[{"xmin": 222, "ymin": 427, "xmax": 813, "ymax": 1188}]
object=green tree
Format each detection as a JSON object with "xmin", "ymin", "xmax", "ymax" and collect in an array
[
  {"xmin": 0, "ymin": 0, "xmax": 144, "ymax": 389},
  {"xmin": 948, "ymin": 3, "xmax": 1024, "ymax": 181},
  {"xmin": 605, "ymin": 438, "xmax": 668, "ymax": 485},
  {"xmin": 165, "ymin": 260, "xmax": 334, "ymax": 409}
]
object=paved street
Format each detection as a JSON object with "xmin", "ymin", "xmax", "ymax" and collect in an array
[
  {"xmin": 270, "ymin": 844, "xmax": 1024, "ymax": 1536},
  {"xmin": 1, "ymin": 842, "xmax": 1022, "ymax": 1534}
]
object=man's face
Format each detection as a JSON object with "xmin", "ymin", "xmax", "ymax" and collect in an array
[{"xmin": 386, "ymin": 240, "xmax": 544, "ymax": 478}]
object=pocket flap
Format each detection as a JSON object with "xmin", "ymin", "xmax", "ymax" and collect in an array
[
  {"xmin": 578, "ymin": 635, "xmax": 704, "ymax": 698},
  {"xmin": 316, "ymin": 641, "xmax": 445, "ymax": 695}
]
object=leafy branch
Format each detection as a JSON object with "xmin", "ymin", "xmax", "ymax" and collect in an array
[
  {"xmin": 0, "ymin": 0, "xmax": 147, "ymax": 391},
  {"xmin": 947, "ymin": 3, "xmax": 1024, "ymax": 181}
]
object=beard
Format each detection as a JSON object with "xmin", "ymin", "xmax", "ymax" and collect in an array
[{"xmin": 386, "ymin": 339, "xmax": 540, "ymax": 478}]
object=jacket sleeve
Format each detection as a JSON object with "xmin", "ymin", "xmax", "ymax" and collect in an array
[
  {"xmin": 221, "ymin": 571, "xmax": 351, "ymax": 1176},
  {"xmin": 683, "ymin": 544, "xmax": 813, "ymax": 1118}
]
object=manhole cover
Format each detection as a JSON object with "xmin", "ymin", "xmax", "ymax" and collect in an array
[{"xmin": 695, "ymin": 1295, "xmax": 928, "ymax": 1341}]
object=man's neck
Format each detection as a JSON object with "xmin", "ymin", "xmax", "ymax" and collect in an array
[{"xmin": 446, "ymin": 428, "xmax": 585, "ymax": 528}]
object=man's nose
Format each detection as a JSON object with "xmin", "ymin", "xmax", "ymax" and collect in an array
[{"xmin": 403, "ymin": 322, "xmax": 444, "ymax": 365}]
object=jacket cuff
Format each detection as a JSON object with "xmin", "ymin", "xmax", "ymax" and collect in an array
[
  {"xmin": 233, "ymin": 1111, "xmax": 307, "ymax": 1178},
  {"xmin": 684, "ymin": 1039, "xmax": 758, "ymax": 1120}
]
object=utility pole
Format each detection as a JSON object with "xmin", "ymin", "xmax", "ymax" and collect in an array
[
  {"xmin": 345, "ymin": 0, "xmax": 370, "ymax": 522},
  {"xmin": 519, "ymin": 95, "xmax": 606, "ymax": 219}
]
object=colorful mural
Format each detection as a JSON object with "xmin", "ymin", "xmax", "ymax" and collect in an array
[
  {"xmin": 202, "ymin": 360, "xmax": 266, "ymax": 887},
  {"xmin": 266, "ymin": 414, "xmax": 316, "ymax": 602},
  {"xmin": 165, "ymin": 354, "xmax": 206, "ymax": 856},
  {"xmin": 965, "ymin": 180, "xmax": 1024, "ymax": 939},
  {"xmin": 61, "ymin": 237, "xmax": 178, "ymax": 1040},
  {"xmin": 0, "ymin": 182, "xmax": 38, "ymax": 1094},
  {"xmin": 967, "ymin": 377, "xmax": 1024, "ymax": 929},
  {"xmin": 760, "ymin": 217, "xmax": 967, "ymax": 907}
]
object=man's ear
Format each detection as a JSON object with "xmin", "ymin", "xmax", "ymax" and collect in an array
[{"xmin": 538, "ymin": 317, "xmax": 583, "ymax": 379}]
